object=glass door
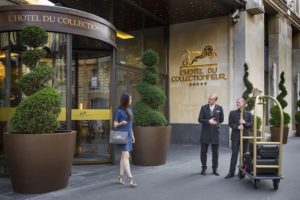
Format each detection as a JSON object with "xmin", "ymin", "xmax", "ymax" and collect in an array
[
  {"xmin": 72, "ymin": 53, "xmax": 112, "ymax": 164},
  {"xmin": 116, "ymin": 66, "xmax": 141, "ymax": 107}
]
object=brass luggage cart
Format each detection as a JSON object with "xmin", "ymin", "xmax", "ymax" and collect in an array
[{"xmin": 238, "ymin": 95, "xmax": 284, "ymax": 190}]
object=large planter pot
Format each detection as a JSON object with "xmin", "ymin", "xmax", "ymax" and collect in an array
[
  {"xmin": 4, "ymin": 131, "xmax": 76, "ymax": 194},
  {"xmin": 296, "ymin": 124, "xmax": 300, "ymax": 137},
  {"xmin": 270, "ymin": 127, "xmax": 289, "ymax": 144},
  {"xmin": 132, "ymin": 126, "xmax": 172, "ymax": 166}
]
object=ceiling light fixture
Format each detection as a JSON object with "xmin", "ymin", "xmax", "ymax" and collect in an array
[
  {"xmin": 25, "ymin": 0, "xmax": 55, "ymax": 6},
  {"xmin": 116, "ymin": 30, "xmax": 135, "ymax": 40}
]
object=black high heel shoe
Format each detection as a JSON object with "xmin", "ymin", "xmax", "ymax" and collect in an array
[
  {"xmin": 127, "ymin": 177, "xmax": 137, "ymax": 188},
  {"xmin": 117, "ymin": 174, "xmax": 125, "ymax": 185}
]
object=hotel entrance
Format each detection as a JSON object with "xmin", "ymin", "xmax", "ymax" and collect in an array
[
  {"xmin": 72, "ymin": 51, "xmax": 113, "ymax": 164},
  {"xmin": 0, "ymin": 4, "xmax": 117, "ymax": 174}
]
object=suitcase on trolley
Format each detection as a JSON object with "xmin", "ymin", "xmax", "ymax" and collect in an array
[
  {"xmin": 249, "ymin": 144, "xmax": 279, "ymax": 159},
  {"xmin": 244, "ymin": 153, "xmax": 278, "ymax": 175}
]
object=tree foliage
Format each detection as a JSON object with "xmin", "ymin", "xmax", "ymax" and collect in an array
[
  {"xmin": 269, "ymin": 71, "xmax": 290, "ymax": 127},
  {"xmin": 10, "ymin": 25, "xmax": 61, "ymax": 133},
  {"xmin": 133, "ymin": 49, "xmax": 167, "ymax": 126}
]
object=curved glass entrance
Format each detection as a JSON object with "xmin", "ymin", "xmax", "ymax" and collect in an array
[{"xmin": 0, "ymin": 5, "xmax": 117, "ymax": 174}]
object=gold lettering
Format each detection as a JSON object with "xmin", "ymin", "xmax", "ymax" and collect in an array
[
  {"xmin": 31, "ymin": 15, "xmax": 41, "ymax": 22},
  {"xmin": 57, "ymin": 17, "xmax": 64, "ymax": 23},
  {"xmin": 8, "ymin": 15, "xmax": 16, "ymax": 22},
  {"xmin": 43, "ymin": 15, "xmax": 55, "ymax": 23},
  {"xmin": 8, "ymin": 15, "xmax": 41, "ymax": 22},
  {"xmin": 211, "ymin": 74, "xmax": 218, "ymax": 80},
  {"xmin": 208, "ymin": 67, "xmax": 217, "ymax": 74},
  {"xmin": 17, "ymin": 15, "xmax": 26, "ymax": 22},
  {"xmin": 197, "ymin": 75, "xmax": 204, "ymax": 80},
  {"xmin": 82, "ymin": 22, "xmax": 88, "ymax": 29},
  {"xmin": 43, "ymin": 15, "xmax": 50, "ymax": 22},
  {"xmin": 219, "ymin": 73, "xmax": 227, "ymax": 80},
  {"xmin": 49, "ymin": 16, "xmax": 55, "ymax": 23},
  {"xmin": 7, "ymin": 13, "xmax": 111, "ymax": 39},
  {"xmin": 63, "ymin": 17, "xmax": 69, "ymax": 24}
]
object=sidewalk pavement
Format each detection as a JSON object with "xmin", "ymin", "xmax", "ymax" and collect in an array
[{"xmin": 1, "ymin": 137, "xmax": 300, "ymax": 200}]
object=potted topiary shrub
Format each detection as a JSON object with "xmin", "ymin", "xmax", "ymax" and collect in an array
[
  {"xmin": 242, "ymin": 63, "xmax": 262, "ymax": 136},
  {"xmin": 4, "ymin": 25, "xmax": 76, "ymax": 194},
  {"xmin": 132, "ymin": 49, "xmax": 172, "ymax": 166},
  {"xmin": 269, "ymin": 71, "xmax": 291, "ymax": 144},
  {"xmin": 295, "ymin": 93, "xmax": 300, "ymax": 137}
]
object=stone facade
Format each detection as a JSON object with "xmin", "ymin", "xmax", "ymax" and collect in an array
[{"xmin": 168, "ymin": 2, "xmax": 299, "ymax": 144}]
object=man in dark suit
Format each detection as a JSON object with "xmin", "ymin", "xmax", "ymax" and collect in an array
[
  {"xmin": 225, "ymin": 97, "xmax": 252, "ymax": 179},
  {"xmin": 198, "ymin": 94, "xmax": 224, "ymax": 176}
]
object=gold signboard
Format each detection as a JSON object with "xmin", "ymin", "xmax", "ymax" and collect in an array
[{"xmin": 171, "ymin": 45, "xmax": 227, "ymax": 86}]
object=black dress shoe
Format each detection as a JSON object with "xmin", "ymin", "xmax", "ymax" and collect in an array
[
  {"xmin": 225, "ymin": 173, "xmax": 234, "ymax": 179},
  {"xmin": 200, "ymin": 170, "xmax": 206, "ymax": 175},
  {"xmin": 213, "ymin": 171, "xmax": 220, "ymax": 176}
]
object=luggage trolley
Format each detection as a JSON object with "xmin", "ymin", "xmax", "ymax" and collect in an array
[{"xmin": 238, "ymin": 95, "xmax": 284, "ymax": 190}]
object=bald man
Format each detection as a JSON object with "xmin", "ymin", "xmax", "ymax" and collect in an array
[
  {"xmin": 225, "ymin": 97, "xmax": 252, "ymax": 179},
  {"xmin": 198, "ymin": 94, "xmax": 224, "ymax": 176}
]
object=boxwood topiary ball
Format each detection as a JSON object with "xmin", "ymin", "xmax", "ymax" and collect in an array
[{"xmin": 21, "ymin": 25, "xmax": 48, "ymax": 48}]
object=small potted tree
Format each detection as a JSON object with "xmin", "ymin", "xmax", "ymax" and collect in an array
[
  {"xmin": 132, "ymin": 49, "xmax": 172, "ymax": 166},
  {"xmin": 4, "ymin": 25, "xmax": 76, "ymax": 194},
  {"xmin": 269, "ymin": 71, "xmax": 290, "ymax": 144},
  {"xmin": 294, "ymin": 92, "xmax": 300, "ymax": 137},
  {"xmin": 242, "ymin": 63, "xmax": 262, "ymax": 136}
]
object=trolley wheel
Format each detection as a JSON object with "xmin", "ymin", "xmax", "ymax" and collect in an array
[
  {"xmin": 238, "ymin": 170, "xmax": 245, "ymax": 179},
  {"xmin": 273, "ymin": 179, "xmax": 280, "ymax": 190},
  {"xmin": 253, "ymin": 179, "xmax": 259, "ymax": 189}
]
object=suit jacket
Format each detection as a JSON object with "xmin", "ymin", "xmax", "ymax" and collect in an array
[
  {"xmin": 228, "ymin": 109, "xmax": 252, "ymax": 141},
  {"xmin": 198, "ymin": 104, "xmax": 224, "ymax": 144}
]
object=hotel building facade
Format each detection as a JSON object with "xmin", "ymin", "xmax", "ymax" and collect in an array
[{"xmin": 0, "ymin": 0, "xmax": 300, "ymax": 173}]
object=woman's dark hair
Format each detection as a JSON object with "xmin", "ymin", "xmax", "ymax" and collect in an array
[{"xmin": 119, "ymin": 93, "xmax": 132, "ymax": 120}]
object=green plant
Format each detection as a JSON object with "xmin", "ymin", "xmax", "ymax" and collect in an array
[
  {"xmin": 252, "ymin": 115, "xmax": 262, "ymax": 130},
  {"xmin": 133, "ymin": 49, "xmax": 167, "ymax": 126},
  {"xmin": 241, "ymin": 63, "xmax": 262, "ymax": 130},
  {"xmin": 242, "ymin": 63, "xmax": 254, "ymax": 111},
  {"xmin": 10, "ymin": 25, "xmax": 61, "ymax": 133},
  {"xmin": 269, "ymin": 71, "xmax": 291, "ymax": 127},
  {"xmin": 295, "ymin": 95, "xmax": 300, "ymax": 123}
]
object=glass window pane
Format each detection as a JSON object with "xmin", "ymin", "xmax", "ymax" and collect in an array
[
  {"xmin": 0, "ymin": 32, "xmax": 9, "ymax": 176},
  {"xmin": 144, "ymin": 17, "xmax": 166, "ymax": 74},
  {"xmin": 116, "ymin": 68, "xmax": 128, "ymax": 104},
  {"xmin": 114, "ymin": 1, "xmax": 143, "ymax": 68},
  {"xmin": 128, "ymin": 71, "xmax": 141, "ymax": 103}
]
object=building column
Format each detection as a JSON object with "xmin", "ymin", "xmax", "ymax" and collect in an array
[
  {"xmin": 268, "ymin": 13, "xmax": 293, "ymax": 130},
  {"xmin": 232, "ymin": 11, "xmax": 264, "ymax": 109},
  {"xmin": 292, "ymin": 32, "xmax": 300, "ymax": 123}
]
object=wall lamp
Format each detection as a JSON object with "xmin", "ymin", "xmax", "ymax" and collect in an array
[{"xmin": 230, "ymin": 9, "xmax": 240, "ymax": 23}]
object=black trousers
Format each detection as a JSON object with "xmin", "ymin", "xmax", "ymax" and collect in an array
[
  {"xmin": 228, "ymin": 139, "xmax": 248, "ymax": 175},
  {"xmin": 201, "ymin": 143, "xmax": 219, "ymax": 170}
]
